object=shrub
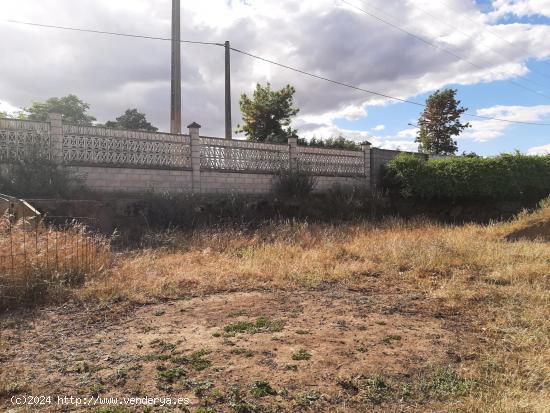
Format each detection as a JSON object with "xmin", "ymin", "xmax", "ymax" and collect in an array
[
  {"xmin": 1, "ymin": 152, "xmax": 85, "ymax": 198},
  {"xmin": 273, "ymin": 168, "xmax": 317, "ymax": 199},
  {"xmin": 383, "ymin": 152, "xmax": 550, "ymax": 201},
  {"xmin": 137, "ymin": 192, "xmax": 263, "ymax": 231}
]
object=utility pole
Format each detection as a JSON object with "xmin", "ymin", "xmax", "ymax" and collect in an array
[
  {"xmin": 225, "ymin": 41, "xmax": 232, "ymax": 140},
  {"xmin": 170, "ymin": 0, "xmax": 182, "ymax": 134}
]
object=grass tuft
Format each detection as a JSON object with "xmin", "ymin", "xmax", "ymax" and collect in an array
[
  {"xmin": 292, "ymin": 348, "xmax": 312, "ymax": 361},
  {"xmin": 419, "ymin": 367, "xmax": 473, "ymax": 400},
  {"xmin": 250, "ymin": 381, "xmax": 277, "ymax": 398},
  {"xmin": 224, "ymin": 317, "xmax": 284, "ymax": 334}
]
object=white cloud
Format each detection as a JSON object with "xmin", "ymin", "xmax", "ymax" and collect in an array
[
  {"xmin": 298, "ymin": 123, "xmax": 374, "ymax": 143},
  {"xmin": 379, "ymin": 140, "xmax": 418, "ymax": 151},
  {"xmin": 0, "ymin": 100, "xmax": 21, "ymax": 115},
  {"xmin": 490, "ymin": 0, "xmax": 550, "ymax": 19},
  {"xmin": 396, "ymin": 128, "xmax": 417, "ymax": 139},
  {"xmin": 372, "ymin": 124, "xmax": 385, "ymax": 131},
  {"xmin": 527, "ymin": 144, "xmax": 550, "ymax": 155},
  {"xmin": 0, "ymin": 0, "xmax": 549, "ymax": 137},
  {"xmin": 461, "ymin": 104, "xmax": 550, "ymax": 142}
]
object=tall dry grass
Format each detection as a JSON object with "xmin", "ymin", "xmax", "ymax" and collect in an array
[
  {"xmin": 0, "ymin": 216, "xmax": 111, "ymax": 311},
  {"xmin": 78, "ymin": 207, "xmax": 550, "ymax": 412}
]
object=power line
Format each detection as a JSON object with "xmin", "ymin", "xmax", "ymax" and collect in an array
[
  {"xmin": 4, "ymin": 18, "xmax": 550, "ymax": 126},
  {"xmin": 230, "ymin": 47, "xmax": 550, "ymax": 126},
  {"xmin": 3, "ymin": 19, "xmax": 224, "ymax": 46},
  {"xmin": 231, "ymin": 47, "xmax": 425, "ymax": 106},
  {"xmin": 340, "ymin": 0, "xmax": 550, "ymax": 101}
]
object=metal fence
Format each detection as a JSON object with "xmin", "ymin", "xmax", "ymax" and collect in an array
[
  {"xmin": 0, "ymin": 214, "xmax": 106, "ymax": 276},
  {"xmin": 0, "ymin": 212, "xmax": 109, "ymax": 310}
]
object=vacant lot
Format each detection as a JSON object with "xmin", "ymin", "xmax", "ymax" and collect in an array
[{"xmin": 1, "ymin": 205, "xmax": 549, "ymax": 412}]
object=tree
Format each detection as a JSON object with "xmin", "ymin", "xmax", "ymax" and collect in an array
[
  {"xmin": 24, "ymin": 95, "xmax": 96, "ymax": 125},
  {"xmin": 105, "ymin": 109, "xmax": 158, "ymax": 131},
  {"xmin": 415, "ymin": 89, "xmax": 470, "ymax": 155},
  {"xmin": 298, "ymin": 135, "xmax": 362, "ymax": 151},
  {"xmin": 237, "ymin": 83, "xmax": 299, "ymax": 144}
]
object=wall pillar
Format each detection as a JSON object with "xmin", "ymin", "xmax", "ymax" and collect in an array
[
  {"xmin": 288, "ymin": 136, "xmax": 298, "ymax": 171},
  {"xmin": 48, "ymin": 112, "xmax": 63, "ymax": 163},
  {"xmin": 361, "ymin": 141, "xmax": 372, "ymax": 191},
  {"xmin": 188, "ymin": 122, "xmax": 202, "ymax": 193}
]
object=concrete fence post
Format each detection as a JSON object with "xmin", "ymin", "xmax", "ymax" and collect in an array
[
  {"xmin": 361, "ymin": 141, "xmax": 372, "ymax": 191},
  {"xmin": 288, "ymin": 137, "xmax": 298, "ymax": 171},
  {"xmin": 188, "ymin": 122, "xmax": 202, "ymax": 193},
  {"xmin": 48, "ymin": 112, "xmax": 63, "ymax": 163}
]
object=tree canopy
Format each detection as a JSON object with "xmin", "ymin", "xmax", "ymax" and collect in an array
[
  {"xmin": 105, "ymin": 109, "xmax": 158, "ymax": 132},
  {"xmin": 24, "ymin": 95, "xmax": 96, "ymax": 125},
  {"xmin": 415, "ymin": 89, "xmax": 470, "ymax": 155},
  {"xmin": 237, "ymin": 83, "xmax": 299, "ymax": 144},
  {"xmin": 298, "ymin": 136, "xmax": 362, "ymax": 151}
]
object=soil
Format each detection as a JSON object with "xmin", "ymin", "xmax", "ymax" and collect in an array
[
  {"xmin": 505, "ymin": 220, "xmax": 550, "ymax": 242},
  {"xmin": 0, "ymin": 288, "xmax": 477, "ymax": 412}
]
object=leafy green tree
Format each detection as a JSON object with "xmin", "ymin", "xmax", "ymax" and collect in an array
[
  {"xmin": 105, "ymin": 109, "xmax": 158, "ymax": 131},
  {"xmin": 24, "ymin": 95, "xmax": 96, "ymax": 125},
  {"xmin": 237, "ymin": 83, "xmax": 299, "ymax": 144},
  {"xmin": 416, "ymin": 89, "xmax": 470, "ymax": 155},
  {"xmin": 298, "ymin": 136, "xmax": 362, "ymax": 151}
]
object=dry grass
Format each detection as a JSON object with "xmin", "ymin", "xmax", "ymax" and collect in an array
[
  {"xmin": 2, "ymin": 203, "xmax": 549, "ymax": 411},
  {"xmin": 76, "ymin": 207, "xmax": 550, "ymax": 412},
  {"xmin": 0, "ymin": 216, "xmax": 111, "ymax": 311}
]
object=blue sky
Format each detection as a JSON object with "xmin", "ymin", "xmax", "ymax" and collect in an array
[
  {"xmin": 329, "ymin": 1, "xmax": 550, "ymax": 155},
  {"xmin": 1, "ymin": 0, "xmax": 549, "ymax": 155},
  {"xmin": 335, "ymin": 61, "xmax": 550, "ymax": 155}
]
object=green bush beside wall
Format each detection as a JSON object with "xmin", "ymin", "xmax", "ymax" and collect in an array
[{"xmin": 383, "ymin": 153, "xmax": 550, "ymax": 201}]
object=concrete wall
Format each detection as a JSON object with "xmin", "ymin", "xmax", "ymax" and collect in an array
[
  {"xmin": 69, "ymin": 166, "xmax": 368, "ymax": 194},
  {"xmin": 316, "ymin": 176, "xmax": 367, "ymax": 191},
  {"xmin": 1, "ymin": 115, "xmax": 425, "ymax": 196},
  {"xmin": 200, "ymin": 171, "xmax": 275, "ymax": 194},
  {"xmin": 68, "ymin": 166, "xmax": 193, "ymax": 193}
]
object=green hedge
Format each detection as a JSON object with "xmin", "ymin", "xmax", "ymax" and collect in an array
[{"xmin": 383, "ymin": 153, "xmax": 550, "ymax": 201}]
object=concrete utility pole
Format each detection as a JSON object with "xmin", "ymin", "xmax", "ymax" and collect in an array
[
  {"xmin": 225, "ymin": 41, "xmax": 232, "ymax": 140},
  {"xmin": 170, "ymin": 0, "xmax": 182, "ymax": 134}
]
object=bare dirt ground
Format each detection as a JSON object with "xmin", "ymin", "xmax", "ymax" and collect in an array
[
  {"xmin": 0, "ymin": 287, "xmax": 477, "ymax": 412},
  {"xmin": 505, "ymin": 220, "xmax": 550, "ymax": 242}
]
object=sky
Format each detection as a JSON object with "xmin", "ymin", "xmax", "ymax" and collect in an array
[{"xmin": 1, "ymin": 0, "xmax": 550, "ymax": 155}]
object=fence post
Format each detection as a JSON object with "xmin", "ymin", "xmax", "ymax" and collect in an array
[
  {"xmin": 361, "ymin": 141, "xmax": 372, "ymax": 191},
  {"xmin": 47, "ymin": 112, "xmax": 63, "ymax": 163},
  {"xmin": 288, "ymin": 137, "xmax": 298, "ymax": 171},
  {"xmin": 188, "ymin": 122, "xmax": 202, "ymax": 193}
]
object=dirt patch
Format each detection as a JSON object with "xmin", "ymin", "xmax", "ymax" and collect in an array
[
  {"xmin": 505, "ymin": 220, "xmax": 550, "ymax": 242},
  {"xmin": 0, "ymin": 289, "xmax": 473, "ymax": 412}
]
